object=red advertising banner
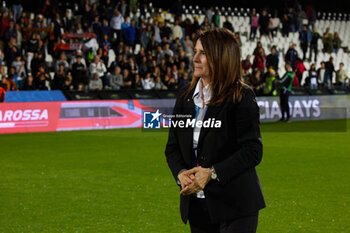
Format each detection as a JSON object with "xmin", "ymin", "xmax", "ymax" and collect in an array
[
  {"xmin": 0, "ymin": 102, "xmax": 61, "ymax": 134},
  {"xmin": 0, "ymin": 100, "xmax": 154, "ymax": 134}
]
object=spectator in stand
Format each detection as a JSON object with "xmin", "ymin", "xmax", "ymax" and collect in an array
[
  {"xmin": 299, "ymin": 24, "xmax": 310, "ymax": 61},
  {"xmin": 268, "ymin": 11, "xmax": 280, "ymax": 39},
  {"xmin": 160, "ymin": 20, "xmax": 172, "ymax": 40},
  {"xmin": 242, "ymin": 55, "xmax": 252, "ymax": 72},
  {"xmin": 309, "ymin": 26, "xmax": 321, "ymax": 62},
  {"xmin": 213, "ymin": 9, "xmax": 220, "ymax": 28},
  {"xmin": 249, "ymin": 9, "xmax": 258, "ymax": 41},
  {"xmin": 253, "ymin": 41, "xmax": 263, "ymax": 56},
  {"xmin": 12, "ymin": 0, "xmax": 23, "ymax": 23},
  {"xmin": 101, "ymin": 0, "xmax": 115, "ymax": 21},
  {"xmin": 171, "ymin": 38, "xmax": 182, "ymax": 56},
  {"xmin": 287, "ymin": 7, "xmax": 297, "ymax": 33},
  {"xmin": 281, "ymin": 13, "xmax": 290, "ymax": 38},
  {"xmin": 128, "ymin": 57, "xmax": 139, "ymax": 76},
  {"xmin": 30, "ymin": 52, "xmax": 45, "ymax": 77},
  {"xmin": 110, "ymin": 9, "xmax": 124, "ymax": 43},
  {"xmin": 92, "ymin": 15, "xmax": 102, "ymax": 43},
  {"xmin": 89, "ymin": 72, "xmax": 103, "ymax": 91},
  {"xmin": 71, "ymin": 55, "xmax": 87, "ymax": 89},
  {"xmin": 295, "ymin": 4, "xmax": 306, "ymax": 32},
  {"xmin": 23, "ymin": 73, "xmax": 36, "ymax": 91},
  {"xmin": 152, "ymin": 21, "xmax": 162, "ymax": 44},
  {"xmin": 192, "ymin": 16, "xmax": 200, "ymax": 34},
  {"xmin": 0, "ymin": 12, "xmax": 11, "ymax": 37},
  {"xmin": 6, "ymin": 37, "xmax": 20, "ymax": 70},
  {"xmin": 109, "ymin": 66, "xmax": 123, "ymax": 90},
  {"xmin": 285, "ymin": 43, "xmax": 298, "ymax": 70},
  {"xmin": 325, "ymin": 57, "xmax": 335, "ymax": 88},
  {"xmin": 53, "ymin": 12, "xmax": 64, "ymax": 36},
  {"xmin": 142, "ymin": 73, "xmax": 155, "ymax": 90},
  {"xmin": 263, "ymin": 68, "xmax": 277, "ymax": 96},
  {"xmin": 121, "ymin": 68, "xmax": 133, "ymax": 89},
  {"xmin": 11, "ymin": 55, "xmax": 26, "ymax": 89},
  {"xmin": 4, "ymin": 21, "xmax": 17, "ymax": 43},
  {"xmin": 322, "ymin": 28, "xmax": 333, "ymax": 53},
  {"xmin": 63, "ymin": 75, "xmax": 74, "ymax": 91},
  {"xmin": 34, "ymin": 65, "xmax": 50, "ymax": 89},
  {"xmin": 55, "ymin": 52, "xmax": 69, "ymax": 72},
  {"xmin": 133, "ymin": 74, "xmax": 142, "ymax": 90},
  {"xmin": 306, "ymin": 5, "xmax": 317, "ymax": 27},
  {"xmin": 154, "ymin": 76, "xmax": 168, "ymax": 90},
  {"xmin": 253, "ymin": 48, "xmax": 266, "ymax": 73},
  {"xmin": 332, "ymin": 32, "xmax": 342, "ymax": 54},
  {"xmin": 121, "ymin": 16, "xmax": 131, "ymax": 42},
  {"xmin": 125, "ymin": 19, "xmax": 136, "ymax": 48},
  {"xmin": 141, "ymin": 24, "xmax": 152, "ymax": 51},
  {"xmin": 258, "ymin": 9, "xmax": 270, "ymax": 41},
  {"xmin": 178, "ymin": 70, "xmax": 190, "ymax": 88},
  {"xmin": 35, "ymin": 73, "xmax": 50, "ymax": 90},
  {"xmin": 223, "ymin": 15, "xmax": 234, "ymax": 32},
  {"xmin": 266, "ymin": 46, "xmax": 279, "ymax": 72},
  {"xmin": 0, "ymin": 65, "xmax": 6, "ymax": 80},
  {"xmin": 308, "ymin": 63, "xmax": 318, "ymax": 89},
  {"xmin": 89, "ymin": 55, "xmax": 107, "ymax": 87},
  {"xmin": 249, "ymin": 69, "xmax": 263, "ymax": 96},
  {"xmin": 201, "ymin": 16, "xmax": 210, "ymax": 30},
  {"xmin": 7, "ymin": 67, "xmax": 20, "ymax": 90},
  {"xmin": 2, "ymin": 74, "xmax": 18, "ymax": 91},
  {"xmin": 206, "ymin": 6, "xmax": 215, "ymax": 23},
  {"xmin": 317, "ymin": 61, "xmax": 326, "ymax": 86},
  {"xmin": 52, "ymin": 64, "xmax": 66, "ymax": 90},
  {"xmin": 295, "ymin": 58, "xmax": 306, "ymax": 86},
  {"xmin": 26, "ymin": 33, "xmax": 39, "ymax": 71},
  {"xmin": 119, "ymin": 0, "xmax": 130, "ymax": 17},
  {"xmin": 183, "ymin": 34, "xmax": 194, "ymax": 58},
  {"xmin": 70, "ymin": 50, "xmax": 86, "ymax": 69},
  {"xmin": 336, "ymin": 63, "xmax": 348, "ymax": 87},
  {"xmin": 62, "ymin": 9, "xmax": 73, "ymax": 33},
  {"xmin": 172, "ymin": 20, "xmax": 183, "ymax": 41},
  {"xmin": 139, "ymin": 56, "xmax": 149, "ymax": 77}
]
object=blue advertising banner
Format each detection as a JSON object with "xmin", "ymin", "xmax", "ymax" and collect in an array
[{"xmin": 5, "ymin": 91, "xmax": 67, "ymax": 103}]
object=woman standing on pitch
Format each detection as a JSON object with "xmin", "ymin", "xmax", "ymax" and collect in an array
[{"xmin": 165, "ymin": 28, "xmax": 265, "ymax": 233}]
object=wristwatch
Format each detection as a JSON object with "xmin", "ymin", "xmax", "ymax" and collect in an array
[{"xmin": 210, "ymin": 166, "xmax": 218, "ymax": 180}]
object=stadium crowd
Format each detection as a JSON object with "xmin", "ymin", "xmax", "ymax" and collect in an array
[{"xmin": 0, "ymin": 0, "xmax": 349, "ymax": 97}]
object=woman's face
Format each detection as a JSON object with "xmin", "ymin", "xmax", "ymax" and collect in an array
[{"xmin": 193, "ymin": 39, "xmax": 209, "ymax": 79}]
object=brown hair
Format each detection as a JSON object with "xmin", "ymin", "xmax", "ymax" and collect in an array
[{"xmin": 184, "ymin": 28, "xmax": 247, "ymax": 106}]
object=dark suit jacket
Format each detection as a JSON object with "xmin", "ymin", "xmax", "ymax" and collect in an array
[{"xmin": 165, "ymin": 85, "xmax": 266, "ymax": 224}]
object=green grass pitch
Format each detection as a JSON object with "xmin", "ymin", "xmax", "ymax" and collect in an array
[{"xmin": 0, "ymin": 120, "xmax": 349, "ymax": 233}]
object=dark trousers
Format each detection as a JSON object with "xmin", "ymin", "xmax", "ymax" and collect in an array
[
  {"xmin": 300, "ymin": 43, "xmax": 308, "ymax": 60},
  {"xmin": 189, "ymin": 197, "xmax": 258, "ymax": 233},
  {"xmin": 280, "ymin": 91, "xmax": 290, "ymax": 120},
  {"xmin": 249, "ymin": 27, "xmax": 257, "ymax": 41},
  {"xmin": 309, "ymin": 44, "xmax": 318, "ymax": 62}
]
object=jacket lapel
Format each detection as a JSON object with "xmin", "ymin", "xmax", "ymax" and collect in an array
[
  {"xmin": 197, "ymin": 104, "xmax": 223, "ymax": 149},
  {"xmin": 179, "ymin": 89, "xmax": 196, "ymax": 165}
]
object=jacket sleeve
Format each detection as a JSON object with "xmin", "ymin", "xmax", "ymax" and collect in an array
[
  {"xmin": 165, "ymin": 95, "xmax": 188, "ymax": 183},
  {"xmin": 213, "ymin": 88, "xmax": 263, "ymax": 186}
]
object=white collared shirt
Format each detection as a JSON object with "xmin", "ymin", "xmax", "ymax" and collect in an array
[
  {"xmin": 192, "ymin": 78, "xmax": 211, "ymax": 199},
  {"xmin": 192, "ymin": 78, "xmax": 212, "ymax": 149}
]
